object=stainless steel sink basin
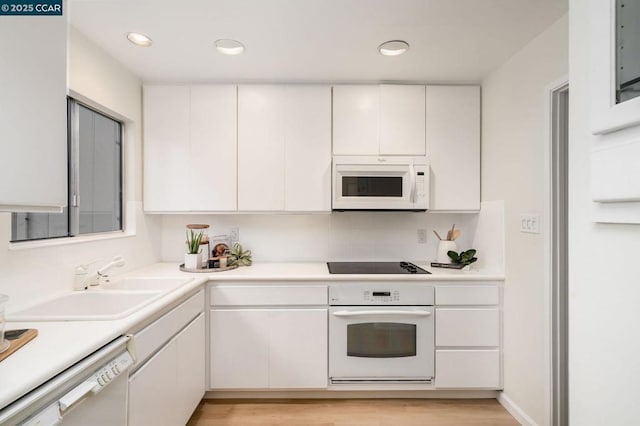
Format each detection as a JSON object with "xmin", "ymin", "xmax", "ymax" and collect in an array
[
  {"xmin": 8, "ymin": 291, "xmax": 163, "ymax": 321},
  {"xmin": 100, "ymin": 277, "xmax": 192, "ymax": 292}
]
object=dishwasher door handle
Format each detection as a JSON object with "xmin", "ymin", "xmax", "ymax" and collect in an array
[
  {"xmin": 332, "ymin": 310, "xmax": 431, "ymax": 317},
  {"xmin": 58, "ymin": 380, "xmax": 99, "ymax": 412}
]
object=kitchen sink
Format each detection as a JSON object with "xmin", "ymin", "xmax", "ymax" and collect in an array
[
  {"xmin": 8, "ymin": 291, "xmax": 164, "ymax": 321},
  {"xmin": 100, "ymin": 277, "xmax": 192, "ymax": 292}
]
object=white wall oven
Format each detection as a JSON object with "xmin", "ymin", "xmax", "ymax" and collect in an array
[
  {"xmin": 332, "ymin": 156, "xmax": 429, "ymax": 211},
  {"xmin": 329, "ymin": 283, "xmax": 434, "ymax": 384}
]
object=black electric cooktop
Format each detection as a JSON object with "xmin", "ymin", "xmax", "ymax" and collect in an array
[{"xmin": 327, "ymin": 262, "xmax": 430, "ymax": 275}]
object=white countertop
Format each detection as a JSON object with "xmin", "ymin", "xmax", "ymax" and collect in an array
[{"xmin": 0, "ymin": 261, "xmax": 503, "ymax": 410}]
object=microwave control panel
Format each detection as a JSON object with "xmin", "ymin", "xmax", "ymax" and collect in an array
[{"xmin": 414, "ymin": 164, "xmax": 428, "ymax": 207}]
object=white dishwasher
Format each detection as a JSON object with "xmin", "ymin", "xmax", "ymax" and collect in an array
[{"xmin": 0, "ymin": 336, "xmax": 133, "ymax": 425}]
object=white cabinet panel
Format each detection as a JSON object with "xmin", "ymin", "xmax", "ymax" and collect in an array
[
  {"xmin": 435, "ymin": 286, "xmax": 500, "ymax": 306},
  {"xmin": 176, "ymin": 314, "xmax": 206, "ymax": 424},
  {"xmin": 380, "ymin": 85, "xmax": 426, "ymax": 155},
  {"xmin": 333, "ymin": 85, "xmax": 380, "ymax": 155},
  {"xmin": 435, "ymin": 350, "xmax": 500, "ymax": 388},
  {"xmin": 238, "ymin": 86, "xmax": 286, "ymax": 211},
  {"xmin": 269, "ymin": 309, "xmax": 328, "ymax": 388},
  {"xmin": 143, "ymin": 86, "xmax": 191, "ymax": 211},
  {"xmin": 436, "ymin": 308, "xmax": 500, "ymax": 347},
  {"xmin": 426, "ymin": 86, "xmax": 480, "ymax": 211},
  {"xmin": 0, "ymin": 16, "xmax": 67, "ymax": 211},
  {"xmin": 190, "ymin": 85, "xmax": 237, "ymax": 211},
  {"xmin": 143, "ymin": 85, "xmax": 237, "ymax": 212},
  {"xmin": 129, "ymin": 338, "xmax": 178, "ymax": 426},
  {"xmin": 284, "ymin": 86, "xmax": 332, "ymax": 212},
  {"xmin": 210, "ymin": 309, "xmax": 270, "ymax": 388},
  {"xmin": 210, "ymin": 285, "xmax": 327, "ymax": 306}
]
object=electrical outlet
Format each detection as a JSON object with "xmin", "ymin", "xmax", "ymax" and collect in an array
[
  {"xmin": 230, "ymin": 227, "xmax": 239, "ymax": 244},
  {"xmin": 417, "ymin": 229, "xmax": 427, "ymax": 244},
  {"xmin": 520, "ymin": 214, "xmax": 540, "ymax": 234}
]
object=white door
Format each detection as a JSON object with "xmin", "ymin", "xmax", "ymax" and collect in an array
[
  {"xmin": 176, "ymin": 313, "xmax": 206, "ymax": 424},
  {"xmin": 189, "ymin": 85, "xmax": 237, "ymax": 211},
  {"xmin": 333, "ymin": 85, "xmax": 380, "ymax": 155},
  {"xmin": 269, "ymin": 309, "xmax": 328, "ymax": 388},
  {"xmin": 238, "ymin": 86, "xmax": 286, "ymax": 211},
  {"xmin": 0, "ymin": 16, "xmax": 67, "ymax": 212},
  {"xmin": 284, "ymin": 86, "xmax": 332, "ymax": 212},
  {"xmin": 143, "ymin": 86, "xmax": 191, "ymax": 211},
  {"xmin": 380, "ymin": 85, "xmax": 426, "ymax": 155},
  {"xmin": 426, "ymin": 85, "xmax": 481, "ymax": 211},
  {"xmin": 210, "ymin": 309, "xmax": 270, "ymax": 388}
]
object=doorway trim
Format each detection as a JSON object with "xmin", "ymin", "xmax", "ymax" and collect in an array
[{"xmin": 543, "ymin": 76, "xmax": 569, "ymax": 426}]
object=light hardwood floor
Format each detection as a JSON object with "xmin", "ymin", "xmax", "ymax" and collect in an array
[{"xmin": 187, "ymin": 399, "xmax": 519, "ymax": 426}]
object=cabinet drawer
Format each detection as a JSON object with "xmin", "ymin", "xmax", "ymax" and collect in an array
[
  {"xmin": 210, "ymin": 285, "xmax": 327, "ymax": 306},
  {"xmin": 435, "ymin": 308, "xmax": 500, "ymax": 347},
  {"xmin": 435, "ymin": 350, "xmax": 500, "ymax": 388},
  {"xmin": 435, "ymin": 286, "xmax": 500, "ymax": 305},
  {"xmin": 134, "ymin": 290, "xmax": 204, "ymax": 365}
]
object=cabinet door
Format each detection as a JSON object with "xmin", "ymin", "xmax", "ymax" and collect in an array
[
  {"xmin": 435, "ymin": 308, "xmax": 500, "ymax": 347},
  {"xmin": 190, "ymin": 86, "xmax": 237, "ymax": 211},
  {"xmin": 435, "ymin": 350, "xmax": 500, "ymax": 388},
  {"xmin": 284, "ymin": 86, "xmax": 332, "ymax": 212},
  {"xmin": 238, "ymin": 86, "xmax": 286, "ymax": 211},
  {"xmin": 380, "ymin": 85, "xmax": 426, "ymax": 155},
  {"xmin": 143, "ymin": 86, "xmax": 191, "ymax": 211},
  {"xmin": 333, "ymin": 85, "xmax": 380, "ymax": 155},
  {"xmin": 129, "ymin": 338, "xmax": 178, "ymax": 426},
  {"xmin": 0, "ymin": 16, "xmax": 67, "ymax": 212},
  {"xmin": 210, "ymin": 309, "xmax": 270, "ymax": 388},
  {"xmin": 269, "ymin": 309, "xmax": 328, "ymax": 388},
  {"xmin": 176, "ymin": 313, "xmax": 206, "ymax": 425},
  {"xmin": 426, "ymin": 86, "xmax": 481, "ymax": 211}
]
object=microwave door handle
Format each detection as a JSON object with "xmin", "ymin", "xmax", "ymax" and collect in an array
[
  {"xmin": 409, "ymin": 164, "xmax": 416, "ymax": 203},
  {"xmin": 332, "ymin": 310, "xmax": 431, "ymax": 317}
]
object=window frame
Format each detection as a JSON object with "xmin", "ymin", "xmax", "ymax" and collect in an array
[{"xmin": 10, "ymin": 97, "xmax": 125, "ymax": 243}]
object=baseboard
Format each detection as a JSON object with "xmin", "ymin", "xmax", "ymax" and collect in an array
[
  {"xmin": 205, "ymin": 390, "xmax": 499, "ymax": 399},
  {"xmin": 497, "ymin": 392, "xmax": 538, "ymax": 426}
]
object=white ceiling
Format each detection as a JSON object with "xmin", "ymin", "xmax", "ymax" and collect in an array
[{"xmin": 69, "ymin": 0, "xmax": 568, "ymax": 84}]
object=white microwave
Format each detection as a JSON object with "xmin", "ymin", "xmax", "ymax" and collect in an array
[{"xmin": 332, "ymin": 156, "xmax": 429, "ymax": 211}]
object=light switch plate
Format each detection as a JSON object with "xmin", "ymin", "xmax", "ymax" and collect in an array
[
  {"xmin": 520, "ymin": 214, "xmax": 540, "ymax": 234},
  {"xmin": 417, "ymin": 229, "xmax": 427, "ymax": 244}
]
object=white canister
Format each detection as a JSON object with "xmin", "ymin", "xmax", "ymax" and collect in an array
[{"xmin": 436, "ymin": 241, "xmax": 458, "ymax": 263}]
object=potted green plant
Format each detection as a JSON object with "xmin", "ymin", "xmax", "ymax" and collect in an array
[
  {"xmin": 228, "ymin": 243, "xmax": 252, "ymax": 267},
  {"xmin": 185, "ymin": 229, "xmax": 204, "ymax": 270},
  {"xmin": 447, "ymin": 249, "xmax": 478, "ymax": 270}
]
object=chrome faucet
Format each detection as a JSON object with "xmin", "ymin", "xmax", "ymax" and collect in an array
[{"xmin": 74, "ymin": 256, "xmax": 126, "ymax": 290}]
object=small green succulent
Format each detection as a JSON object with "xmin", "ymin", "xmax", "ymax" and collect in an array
[
  {"xmin": 186, "ymin": 230, "xmax": 204, "ymax": 254},
  {"xmin": 447, "ymin": 249, "xmax": 478, "ymax": 266},
  {"xmin": 228, "ymin": 243, "xmax": 252, "ymax": 267}
]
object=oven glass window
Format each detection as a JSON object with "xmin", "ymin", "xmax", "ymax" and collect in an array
[
  {"xmin": 347, "ymin": 323, "xmax": 416, "ymax": 358},
  {"xmin": 342, "ymin": 176, "xmax": 403, "ymax": 197}
]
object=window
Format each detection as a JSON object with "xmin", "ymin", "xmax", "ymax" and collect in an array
[{"xmin": 11, "ymin": 99, "xmax": 123, "ymax": 242}]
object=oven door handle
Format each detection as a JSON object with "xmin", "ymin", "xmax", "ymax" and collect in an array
[{"xmin": 332, "ymin": 310, "xmax": 431, "ymax": 317}]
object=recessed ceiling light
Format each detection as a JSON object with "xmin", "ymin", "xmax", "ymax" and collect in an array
[
  {"xmin": 378, "ymin": 40, "xmax": 410, "ymax": 56},
  {"xmin": 215, "ymin": 39, "xmax": 245, "ymax": 56},
  {"xmin": 126, "ymin": 32, "xmax": 152, "ymax": 47}
]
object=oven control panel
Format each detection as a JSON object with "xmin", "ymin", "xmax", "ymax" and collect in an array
[{"xmin": 329, "ymin": 283, "xmax": 434, "ymax": 306}]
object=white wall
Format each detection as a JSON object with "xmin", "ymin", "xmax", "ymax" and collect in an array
[
  {"xmin": 0, "ymin": 27, "xmax": 161, "ymax": 311},
  {"xmin": 482, "ymin": 14, "xmax": 568, "ymax": 425},
  {"xmin": 569, "ymin": 1, "xmax": 640, "ymax": 424}
]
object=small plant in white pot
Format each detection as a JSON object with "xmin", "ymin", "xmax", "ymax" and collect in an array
[{"xmin": 185, "ymin": 230, "xmax": 204, "ymax": 270}]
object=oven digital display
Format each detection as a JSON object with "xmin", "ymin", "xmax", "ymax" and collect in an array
[{"xmin": 372, "ymin": 291, "xmax": 391, "ymax": 297}]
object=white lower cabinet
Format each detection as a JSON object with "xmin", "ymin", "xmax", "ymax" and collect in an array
[
  {"xmin": 210, "ymin": 308, "xmax": 328, "ymax": 389},
  {"xmin": 434, "ymin": 285, "xmax": 502, "ymax": 389},
  {"xmin": 209, "ymin": 284, "xmax": 328, "ymax": 390},
  {"xmin": 129, "ymin": 313, "xmax": 205, "ymax": 425}
]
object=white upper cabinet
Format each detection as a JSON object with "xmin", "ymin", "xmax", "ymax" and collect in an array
[
  {"xmin": 426, "ymin": 85, "xmax": 481, "ymax": 211},
  {"xmin": 333, "ymin": 85, "xmax": 380, "ymax": 155},
  {"xmin": 333, "ymin": 84, "xmax": 426, "ymax": 156},
  {"xmin": 238, "ymin": 85, "xmax": 331, "ymax": 212},
  {"xmin": 284, "ymin": 86, "xmax": 332, "ymax": 212},
  {"xmin": 143, "ymin": 85, "xmax": 237, "ymax": 212},
  {"xmin": 0, "ymin": 15, "xmax": 67, "ymax": 212},
  {"xmin": 238, "ymin": 85, "xmax": 287, "ymax": 211},
  {"xmin": 380, "ymin": 85, "xmax": 426, "ymax": 156}
]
